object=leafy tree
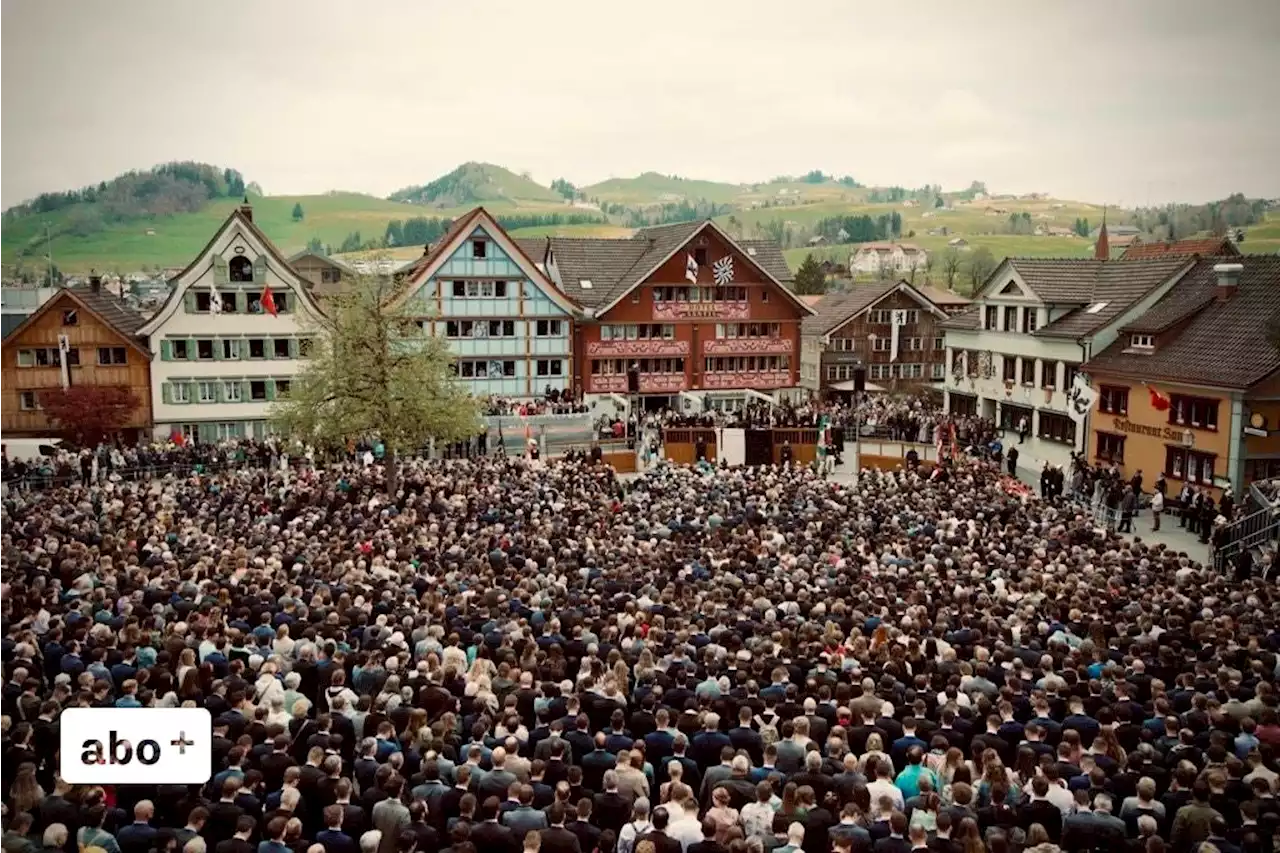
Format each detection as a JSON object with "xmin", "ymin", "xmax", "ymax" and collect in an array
[
  {"xmin": 801, "ymin": 170, "xmax": 827, "ymax": 184},
  {"xmin": 966, "ymin": 246, "xmax": 996, "ymax": 292},
  {"xmin": 793, "ymin": 254, "xmax": 827, "ymax": 295},
  {"xmin": 942, "ymin": 248, "xmax": 962, "ymax": 291},
  {"xmin": 270, "ymin": 266, "xmax": 482, "ymax": 497},
  {"xmin": 41, "ymin": 385, "xmax": 140, "ymax": 446},
  {"xmin": 935, "ymin": 195, "xmax": 945, "ymax": 208},
  {"xmin": 550, "ymin": 178, "xmax": 577, "ymax": 200},
  {"xmin": 291, "ymin": 202, "xmax": 305, "ymax": 222},
  {"xmin": 922, "ymin": 252, "xmax": 936, "ymax": 285},
  {"xmin": 306, "ymin": 237, "xmax": 326, "ymax": 254},
  {"xmin": 339, "ymin": 232, "xmax": 364, "ymax": 253},
  {"xmin": 837, "ymin": 176, "xmax": 860, "ymax": 188}
]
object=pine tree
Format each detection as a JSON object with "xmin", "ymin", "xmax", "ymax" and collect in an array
[
  {"xmin": 793, "ymin": 254, "xmax": 827, "ymax": 295},
  {"xmin": 292, "ymin": 202, "xmax": 305, "ymax": 222}
]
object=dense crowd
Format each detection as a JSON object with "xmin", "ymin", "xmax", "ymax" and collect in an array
[{"xmin": 3, "ymin": 446, "xmax": 1278, "ymax": 853}]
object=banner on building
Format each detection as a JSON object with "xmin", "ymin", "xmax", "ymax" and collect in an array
[
  {"xmin": 890, "ymin": 310, "xmax": 908, "ymax": 362},
  {"xmin": 1066, "ymin": 374, "xmax": 1097, "ymax": 423}
]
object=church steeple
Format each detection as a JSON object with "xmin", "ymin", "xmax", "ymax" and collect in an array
[{"xmin": 1094, "ymin": 207, "xmax": 1110, "ymax": 260}]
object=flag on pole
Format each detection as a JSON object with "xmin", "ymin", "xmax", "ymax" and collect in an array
[
  {"xmin": 1147, "ymin": 384, "xmax": 1171, "ymax": 412},
  {"xmin": 935, "ymin": 422, "xmax": 945, "ymax": 460},
  {"xmin": 261, "ymin": 284, "xmax": 278, "ymax": 317},
  {"xmin": 1066, "ymin": 374, "xmax": 1098, "ymax": 423},
  {"xmin": 209, "ymin": 279, "xmax": 223, "ymax": 315},
  {"xmin": 890, "ymin": 309, "xmax": 908, "ymax": 362},
  {"xmin": 949, "ymin": 422, "xmax": 958, "ymax": 458},
  {"xmin": 685, "ymin": 253, "xmax": 699, "ymax": 285}
]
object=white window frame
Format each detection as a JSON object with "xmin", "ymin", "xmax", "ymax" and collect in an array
[
  {"xmin": 18, "ymin": 390, "xmax": 40, "ymax": 410},
  {"xmin": 1131, "ymin": 334, "xmax": 1154, "ymax": 349},
  {"xmin": 197, "ymin": 381, "xmax": 218, "ymax": 403},
  {"xmin": 16, "ymin": 349, "xmax": 35, "ymax": 367},
  {"xmin": 223, "ymin": 381, "xmax": 243, "ymax": 402},
  {"xmin": 172, "ymin": 383, "xmax": 192, "ymax": 404}
]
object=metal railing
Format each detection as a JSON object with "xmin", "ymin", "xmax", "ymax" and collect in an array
[{"xmin": 1213, "ymin": 503, "xmax": 1280, "ymax": 570}]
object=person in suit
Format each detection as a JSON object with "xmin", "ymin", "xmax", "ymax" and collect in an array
[
  {"xmin": 592, "ymin": 772, "xmax": 632, "ymax": 837},
  {"xmin": 1061, "ymin": 794, "xmax": 1125, "ymax": 851},
  {"xmin": 538, "ymin": 805, "xmax": 582, "ymax": 853},
  {"xmin": 636, "ymin": 808, "xmax": 681, "ymax": 853},
  {"xmin": 580, "ymin": 736, "xmax": 617, "ymax": 795},
  {"xmin": 371, "ymin": 776, "xmax": 411, "ymax": 853},
  {"xmin": 502, "ymin": 786, "xmax": 549, "ymax": 838},
  {"xmin": 470, "ymin": 797, "xmax": 518, "ymax": 853},
  {"xmin": 317, "ymin": 806, "xmax": 359, "ymax": 853},
  {"xmin": 568, "ymin": 800, "xmax": 601, "ymax": 853}
]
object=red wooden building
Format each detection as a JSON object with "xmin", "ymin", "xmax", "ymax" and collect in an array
[{"xmin": 527, "ymin": 221, "xmax": 812, "ymax": 410}]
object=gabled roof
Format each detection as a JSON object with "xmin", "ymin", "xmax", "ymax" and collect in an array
[
  {"xmin": 916, "ymin": 285, "xmax": 972, "ymax": 308},
  {"xmin": 801, "ymin": 280, "xmax": 947, "ymax": 337},
  {"xmin": 1119, "ymin": 236, "xmax": 1240, "ymax": 260},
  {"xmin": 391, "ymin": 207, "xmax": 579, "ymax": 313},
  {"xmin": 939, "ymin": 305, "xmax": 980, "ymax": 331},
  {"xmin": 1026, "ymin": 256, "xmax": 1194, "ymax": 339},
  {"xmin": 2, "ymin": 286, "xmax": 151, "ymax": 355},
  {"xmin": 1084, "ymin": 255, "xmax": 1280, "ymax": 389},
  {"xmin": 140, "ymin": 205, "xmax": 325, "ymax": 335},
  {"xmin": 288, "ymin": 250, "xmax": 356, "ymax": 274},
  {"xmin": 547, "ymin": 220, "xmax": 812, "ymax": 316}
]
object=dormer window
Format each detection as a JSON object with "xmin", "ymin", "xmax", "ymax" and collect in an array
[
  {"xmin": 1130, "ymin": 334, "xmax": 1154, "ymax": 350},
  {"xmin": 229, "ymin": 255, "xmax": 253, "ymax": 282}
]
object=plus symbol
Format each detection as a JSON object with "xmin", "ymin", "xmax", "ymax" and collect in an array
[{"xmin": 170, "ymin": 731, "xmax": 194, "ymax": 754}]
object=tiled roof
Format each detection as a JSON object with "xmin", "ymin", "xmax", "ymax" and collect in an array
[
  {"xmin": 547, "ymin": 236, "xmax": 653, "ymax": 309},
  {"xmin": 512, "ymin": 237, "xmax": 550, "ymax": 266},
  {"xmin": 166, "ymin": 206, "xmax": 315, "ymax": 290},
  {"xmin": 738, "ymin": 240, "xmax": 793, "ymax": 283},
  {"xmin": 1084, "ymin": 255, "xmax": 1280, "ymax": 389},
  {"xmin": 917, "ymin": 285, "xmax": 971, "ymax": 307},
  {"xmin": 1019, "ymin": 256, "xmax": 1193, "ymax": 339},
  {"xmin": 801, "ymin": 282, "xmax": 897, "ymax": 336},
  {"xmin": 1119, "ymin": 237, "xmax": 1239, "ymax": 260},
  {"xmin": 69, "ymin": 286, "xmax": 148, "ymax": 339},
  {"xmin": 939, "ymin": 305, "xmax": 980, "ymax": 331}
]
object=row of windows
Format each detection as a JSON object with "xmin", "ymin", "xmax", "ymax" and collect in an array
[
  {"xmin": 450, "ymin": 280, "xmax": 510, "ymax": 299},
  {"xmin": 704, "ymin": 356, "xmax": 791, "ymax": 373},
  {"xmin": 164, "ymin": 378, "xmax": 291, "ymax": 405},
  {"xmin": 440, "ymin": 319, "xmax": 567, "ymax": 339},
  {"xmin": 599, "ymin": 324, "xmax": 675, "ymax": 341},
  {"xmin": 651, "ymin": 285, "xmax": 753, "ymax": 303},
  {"xmin": 715, "ymin": 323, "xmax": 781, "ymax": 339},
  {"xmin": 983, "ymin": 304, "xmax": 1038, "ymax": 333},
  {"xmin": 15, "ymin": 346, "xmax": 129, "ymax": 368},
  {"xmin": 162, "ymin": 337, "xmax": 312, "ymax": 361},
  {"xmin": 825, "ymin": 363, "xmax": 944, "ymax": 381},
  {"xmin": 1093, "ymin": 434, "xmax": 1217, "ymax": 485},
  {"xmin": 188, "ymin": 290, "xmax": 291, "ymax": 315},
  {"xmin": 449, "ymin": 359, "xmax": 564, "ymax": 379},
  {"xmin": 833, "ymin": 336, "xmax": 943, "ymax": 352},
  {"xmin": 868, "ymin": 309, "xmax": 920, "ymax": 325},
  {"xmin": 1098, "ymin": 387, "xmax": 1219, "ymax": 430},
  {"xmin": 995, "ymin": 355, "xmax": 1074, "ymax": 389},
  {"xmin": 592, "ymin": 358, "xmax": 685, "ymax": 375},
  {"xmin": 172, "ymin": 421, "xmax": 274, "ymax": 444}
]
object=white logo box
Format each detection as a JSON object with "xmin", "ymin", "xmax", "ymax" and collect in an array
[{"xmin": 60, "ymin": 707, "xmax": 213, "ymax": 784}]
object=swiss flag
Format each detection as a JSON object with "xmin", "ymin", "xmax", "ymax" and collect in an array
[
  {"xmin": 261, "ymin": 285, "xmax": 278, "ymax": 317},
  {"xmin": 170, "ymin": 428, "xmax": 186, "ymax": 446},
  {"xmin": 1148, "ymin": 384, "xmax": 1171, "ymax": 412}
]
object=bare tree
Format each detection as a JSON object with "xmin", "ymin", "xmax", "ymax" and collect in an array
[
  {"xmin": 942, "ymin": 248, "xmax": 962, "ymax": 291},
  {"xmin": 922, "ymin": 253, "xmax": 936, "ymax": 285}
]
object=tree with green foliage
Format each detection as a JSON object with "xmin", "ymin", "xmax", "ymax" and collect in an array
[
  {"xmin": 292, "ymin": 203, "xmax": 305, "ymax": 222},
  {"xmin": 306, "ymin": 237, "xmax": 326, "ymax": 255},
  {"xmin": 793, "ymin": 254, "xmax": 826, "ymax": 295},
  {"xmin": 550, "ymin": 178, "xmax": 577, "ymax": 200},
  {"xmin": 801, "ymin": 170, "xmax": 827, "ymax": 184},
  {"xmin": 384, "ymin": 220, "xmax": 403, "ymax": 247},
  {"xmin": 270, "ymin": 267, "xmax": 482, "ymax": 497},
  {"xmin": 934, "ymin": 195, "xmax": 945, "ymax": 208},
  {"xmin": 966, "ymin": 246, "xmax": 996, "ymax": 292},
  {"xmin": 838, "ymin": 176, "xmax": 860, "ymax": 188}
]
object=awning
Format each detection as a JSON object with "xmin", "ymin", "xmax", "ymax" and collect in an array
[{"xmin": 830, "ymin": 380, "xmax": 887, "ymax": 393}]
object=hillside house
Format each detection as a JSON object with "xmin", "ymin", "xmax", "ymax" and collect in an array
[{"xmin": 849, "ymin": 242, "xmax": 929, "ymax": 275}]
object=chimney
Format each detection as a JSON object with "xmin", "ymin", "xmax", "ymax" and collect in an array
[
  {"xmin": 1214, "ymin": 262, "xmax": 1243, "ymax": 301},
  {"xmin": 89, "ymin": 268, "xmax": 102, "ymax": 293},
  {"xmin": 238, "ymin": 195, "xmax": 253, "ymax": 223}
]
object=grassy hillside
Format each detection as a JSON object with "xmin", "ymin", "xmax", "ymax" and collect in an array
[
  {"xmin": 389, "ymin": 162, "xmax": 564, "ymax": 207},
  {"xmin": 583, "ymin": 172, "xmax": 747, "ymax": 205}
]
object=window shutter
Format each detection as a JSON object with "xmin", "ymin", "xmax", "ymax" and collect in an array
[
  {"xmin": 213, "ymin": 382, "xmax": 223, "ymax": 403},
  {"xmin": 213, "ymin": 256, "xmax": 229, "ymax": 285},
  {"xmin": 185, "ymin": 382, "xmax": 197, "ymax": 405},
  {"xmin": 162, "ymin": 383, "xmax": 172, "ymax": 405},
  {"xmin": 212, "ymin": 337, "xmax": 223, "ymax": 360},
  {"xmin": 160, "ymin": 340, "xmax": 172, "ymax": 361},
  {"xmin": 265, "ymin": 381, "xmax": 276, "ymax": 402},
  {"xmin": 252, "ymin": 256, "xmax": 268, "ymax": 284},
  {"xmin": 184, "ymin": 291, "xmax": 197, "ymax": 313},
  {"xmin": 265, "ymin": 338, "xmax": 276, "ymax": 360},
  {"xmin": 242, "ymin": 381, "xmax": 251, "ymax": 402},
  {"xmin": 288, "ymin": 338, "xmax": 299, "ymax": 359}
]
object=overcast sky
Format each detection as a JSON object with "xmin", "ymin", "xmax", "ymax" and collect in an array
[{"xmin": 3, "ymin": 0, "xmax": 1278, "ymax": 209}]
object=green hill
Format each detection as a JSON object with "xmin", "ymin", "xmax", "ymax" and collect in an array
[
  {"xmin": 582, "ymin": 172, "xmax": 747, "ymax": 205},
  {"xmin": 388, "ymin": 162, "xmax": 564, "ymax": 207}
]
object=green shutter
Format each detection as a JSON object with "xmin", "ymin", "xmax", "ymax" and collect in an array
[
  {"xmin": 265, "ymin": 380, "xmax": 276, "ymax": 402},
  {"xmin": 162, "ymin": 383, "xmax": 172, "ymax": 405},
  {"xmin": 185, "ymin": 382, "xmax": 197, "ymax": 405},
  {"xmin": 252, "ymin": 256, "xmax": 268, "ymax": 284},
  {"xmin": 160, "ymin": 340, "xmax": 172, "ymax": 361},
  {"xmin": 213, "ymin": 382, "xmax": 223, "ymax": 403},
  {"xmin": 184, "ymin": 292, "xmax": 197, "ymax": 313},
  {"xmin": 242, "ymin": 381, "xmax": 251, "ymax": 403},
  {"xmin": 288, "ymin": 338, "xmax": 299, "ymax": 359},
  {"xmin": 212, "ymin": 337, "xmax": 223, "ymax": 360},
  {"xmin": 213, "ymin": 256, "xmax": 229, "ymax": 285}
]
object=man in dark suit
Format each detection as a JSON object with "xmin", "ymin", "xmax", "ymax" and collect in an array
[
  {"xmin": 728, "ymin": 707, "xmax": 763, "ymax": 766},
  {"xmin": 568, "ymin": 800, "xmax": 602, "ymax": 853},
  {"xmin": 637, "ymin": 808, "xmax": 682, "ymax": 853},
  {"xmin": 688, "ymin": 819, "xmax": 728, "ymax": 853},
  {"xmin": 1016, "ymin": 779, "xmax": 1062, "ymax": 839},
  {"xmin": 592, "ymin": 772, "xmax": 632, "ymax": 836},
  {"xmin": 564, "ymin": 716, "xmax": 595, "ymax": 766},
  {"xmin": 316, "ymin": 806, "xmax": 359, "ymax": 853},
  {"xmin": 580, "ymin": 735, "xmax": 616, "ymax": 794},
  {"xmin": 214, "ymin": 816, "xmax": 257, "ymax": 853},
  {"xmin": 470, "ymin": 797, "xmax": 518, "ymax": 853},
  {"xmin": 1061, "ymin": 794, "xmax": 1125, "ymax": 851},
  {"xmin": 539, "ymin": 805, "xmax": 582, "ymax": 853}
]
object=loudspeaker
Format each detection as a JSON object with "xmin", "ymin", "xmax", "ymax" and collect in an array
[
  {"xmin": 853, "ymin": 366, "xmax": 866, "ymax": 394},
  {"xmin": 627, "ymin": 363, "xmax": 640, "ymax": 394}
]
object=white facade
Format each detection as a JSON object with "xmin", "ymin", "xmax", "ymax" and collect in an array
[
  {"xmin": 137, "ymin": 207, "xmax": 326, "ymax": 443},
  {"xmin": 942, "ymin": 261, "xmax": 1186, "ymax": 477},
  {"xmin": 850, "ymin": 243, "xmax": 929, "ymax": 275}
]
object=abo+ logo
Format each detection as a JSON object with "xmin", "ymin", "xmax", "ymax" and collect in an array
[{"xmin": 61, "ymin": 708, "xmax": 212, "ymax": 784}]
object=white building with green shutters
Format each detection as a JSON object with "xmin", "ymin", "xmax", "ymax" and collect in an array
[{"xmin": 137, "ymin": 202, "xmax": 326, "ymax": 443}]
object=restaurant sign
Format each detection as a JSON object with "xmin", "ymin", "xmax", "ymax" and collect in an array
[{"xmin": 1112, "ymin": 418, "xmax": 1194, "ymax": 446}]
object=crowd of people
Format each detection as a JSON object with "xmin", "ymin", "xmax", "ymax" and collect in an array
[{"xmin": 3, "ymin": 436, "xmax": 1278, "ymax": 853}]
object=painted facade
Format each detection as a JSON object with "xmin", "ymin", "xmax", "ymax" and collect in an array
[
  {"xmin": 394, "ymin": 210, "xmax": 576, "ymax": 399},
  {"xmin": 137, "ymin": 204, "xmax": 327, "ymax": 443}
]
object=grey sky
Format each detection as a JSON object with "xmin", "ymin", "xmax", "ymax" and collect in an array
[{"xmin": 3, "ymin": 0, "xmax": 1278, "ymax": 209}]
